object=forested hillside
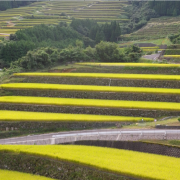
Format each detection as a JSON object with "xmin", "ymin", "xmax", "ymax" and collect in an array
[
  {"xmin": 149, "ymin": 1, "xmax": 180, "ymax": 16},
  {"xmin": 0, "ymin": 1, "xmax": 33, "ymax": 11}
]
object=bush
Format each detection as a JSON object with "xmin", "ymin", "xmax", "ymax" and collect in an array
[
  {"xmin": 11, "ymin": 47, "xmax": 59, "ymax": 70},
  {"xmin": 178, "ymin": 118, "xmax": 180, "ymax": 122},
  {"xmin": 95, "ymin": 41, "xmax": 125, "ymax": 62}
]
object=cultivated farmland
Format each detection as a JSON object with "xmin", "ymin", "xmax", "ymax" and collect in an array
[
  {"xmin": 0, "ymin": 1, "xmax": 129, "ymax": 36},
  {"xmin": 124, "ymin": 16, "xmax": 180, "ymax": 40},
  {"xmin": 0, "ymin": 169, "xmax": 55, "ymax": 180},
  {"xmin": 0, "ymin": 145, "xmax": 180, "ymax": 180},
  {"xmin": 1, "ymin": 60, "xmax": 180, "ymax": 180}
]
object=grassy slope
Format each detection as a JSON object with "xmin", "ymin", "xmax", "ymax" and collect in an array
[{"xmin": 122, "ymin": 116, "xmax": 180, "ymax": 129}]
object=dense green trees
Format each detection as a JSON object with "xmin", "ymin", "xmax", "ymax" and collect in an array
[
  {"xmin": 11, "ymin": 41, "xmax": 142, "ymax": 71},
  {"xmin": 95, "ymin": 42, "xmax": 142, "ymax": 62},
  {"xmin": 0, "ymin": 41, "xmax": 35, "ymax": 66},
  {"xmin": 70, "ymin": 19, "xmax": 121, "ymax": 43},
  {"xmin": 1, "ymin": 21, "xmax": 122, "ymax": 67},
  {"xmin": 169, "ymin": 34, "xmax": 180, "ymax": 44},
  {"xmin": 0, "ymin": 1, "xmax": 33, "ymax": 11},
  {"xmin": 149, "ymin": 1, "xmax": 180, "ymax": 16},
  {"xmin": 1, "ymin": 24, "xmax": 84, "ymax": 67},
  {"xmin": 123, "ymin": 2, "xmax": 158, "ymax": 34},
  {"xmin": 15, "ymin": 24, "xmax": 81, "ymax": 42}
]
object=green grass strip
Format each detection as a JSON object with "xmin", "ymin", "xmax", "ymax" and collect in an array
[
  {"xmin": 0, "ymin": 96, "xmax": 180, "ymax": 111},
  {"xmin": 76, "ymin": 62, "xmax": 180, "ymax": 68},
  {"xmin": 0, "ymin": 169, "xmax": 55, "ymax": 180},
  {"xmin": 14, "ymin": 72, "xmax": 180, "ymax": 81},
  {"xmin": 0, "ymin": 110, "xmax": 153, "ymax": 122},
  {"xmin": 2, "ymin": 83, "xmax": 180, "ymax": 95},
  {"xmin": 0, "ymin": 145, "xmax": 179, "ymax": 180}
]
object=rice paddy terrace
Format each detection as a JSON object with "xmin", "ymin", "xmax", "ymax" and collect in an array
[
  {"xmin": 1, "ymin": 63, "xmax": 180, "ymax": 180},
  {"xmin": 124, "ymin": 16, "xmax": 180, "ymax": 40},
  {"xmin": 0, "ymin": 1, "xmax": 129, "ymax": 36}
]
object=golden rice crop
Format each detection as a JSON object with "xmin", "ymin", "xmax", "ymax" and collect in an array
[
  {"xmin": 76, "ymin": 62, "xmax": 180, "ymax": 68},
  {"xmin": 0, "ymin": 145, "xmax": 179, "ymax": 180},
  {"xmin": 142, "ymin": 49, "xmax": 157, "ymax": 52},
  {"xmin": 1, "ymin": 83, "xmax": 180, "ymax": 95},
  {"xmin": 0, "ymin": 110, "xmax": 153, "ymax": 122},
  {"xmin": 0, "ymin": 169, "xmax": 55, "ymax": 180},
  {"xmin": 141, "ymin": 46, "xmax": 159, "ymax": 49},
  {"xmin": 164, "ymin": 55, "xmax": 180, "ymax": 58},
  {"xmin": 0, "ymin": 96, "xmax": 180, "ymax": 111},
  {"xmin": 13, "ymin": 72, "xmax": 180, "ymax": 80}
]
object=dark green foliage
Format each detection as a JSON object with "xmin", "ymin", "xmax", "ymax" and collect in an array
[
  {"xmin": 122, "ymin": 2, "xmax": 158, "ymax": 34},
  {"xmin": 0, "ymin": 24, "xmax": 84, "ymax": 67},
  {"xmin": 59, "ymin": 46, "xmax": 88, "ymax": 63},
  {"xmin": 95, "ymin": 42, "xmax": 141, "ymax": 62},
  {"xmin": 149, "ymin": 1, "xmax": 180, "ymax": 16},
  {"xmin": 169, "ymin": 34, "xmax": 180, "ymax": 44},
  {"xmin": 70, "ymin": 19, "xmax": 121, "ymax": 43},
  {"xmin": 95, "ymin": 41, "xmax": 125, "ymax": 62},
  {"xmin": 15, "ymin": 24, "xmax": 81, "ymax": 42},
  {"xmin": 11, "ymin": 47, "xmax": 59, "ymax": 70},
  {"xmin": 0, "ymin": 1, "xmax": 33, "ymax": 11},
  {"xmin": 167, "ymin": 44, "xmax": 180, "ymax": 49},
  {"xmin": 0, "ymin": 40, "xmax": 35, "ymax": 66},
  {"xmin": 165, "ymin": 49, "xmax": 180, "ymax": 55}
]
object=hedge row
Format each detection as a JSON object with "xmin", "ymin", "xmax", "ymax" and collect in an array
[
  {"xmin": 21, "ymin": 77, "xmax": 180, "ymax": 88},
  {"xmin": 7, "ymin": 89, "xmax": 180, "ymax": 102}
]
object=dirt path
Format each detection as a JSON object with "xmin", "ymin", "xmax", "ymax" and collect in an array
[{"xmin": 142, "ymin": 53, "xmax": 160, "ymax": 60}]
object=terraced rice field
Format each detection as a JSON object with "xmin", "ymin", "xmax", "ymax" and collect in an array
[
  {"xmin": 0, "ymin": 96, "xmax": 180, "ymax": 111},
  {"xmin": 0, "ymin": 1, "xmax": 129, "ymax": 35},
  {"xmin": 0, "ymin": 110, "xmax": 153, "ymax": 122},
  {"xmin": 164, "ymin": 55, "xmax": 180, "ymax": 58},
  {"xmin": 1, "ymin": 63, "xmax": 180, "ymax": 179},
  {"xmin": 0, "ymin": 169, "xmax": 55, "ymax": 180},
  {"xmin": 0, "ymin": 145, "xmax": 180, "ymax": 180},
  {"xmin": 2, "ymin": 83, "xmax": 180, "ymax": 95},
  {"xmin": 76, "ymin": 62, "xmax": 180, "ymax": 68},
  {"xmin": 13, "ymin": 72, "xmax": 180, "ymax": 81},
  {"xmin": 124, "ymin": 16, "xmax": 180, "ymax": 40}
]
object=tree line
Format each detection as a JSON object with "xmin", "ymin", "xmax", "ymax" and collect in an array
[
  {"xmin": 70, "ymin": 19, "xmax": 121, "ymax": 43},
  {"xmin": 149, "ymin": 1, "xmax": 180, "ymax": 16},
  {"xmin": 0, "ymin": 1, "xmax": 34, "ymax": 11},
  {"xmin": 0, "ymin": 19, "xmax": 122, "ymax": 67},
  {"xmin": 11, "ymin": 41, "xmax": 142, "ymax": 71}
]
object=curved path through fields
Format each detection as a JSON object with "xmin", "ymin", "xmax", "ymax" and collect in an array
[{"xmin": 1, "ymin": 129, "xmax": 180, "ymax": 145}]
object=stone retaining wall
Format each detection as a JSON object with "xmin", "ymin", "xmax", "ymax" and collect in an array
[
  {"xmin": 5, "ymin": 89, "xmax": 180, "ymax": 102},
  {"xmin": 0, "ymin": 103, "xmax": 180, "ymax": 118},
  {"xmin": 66, "ymin": 140, "xmax": 180, "ymax": 158},
  {"xmin": 0, "ymin": 152, "xmax": 133, "ymax": 180},
  {"xmin": 20, "ymin": 77, "xmax": 180, "ymax": 88}
]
